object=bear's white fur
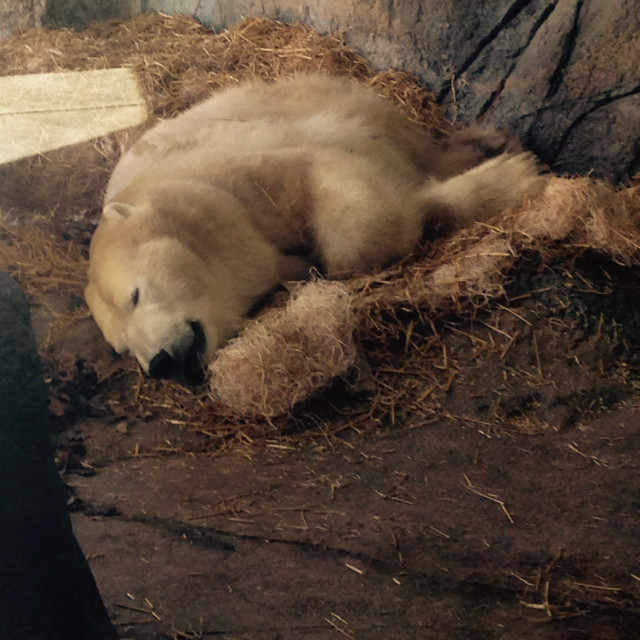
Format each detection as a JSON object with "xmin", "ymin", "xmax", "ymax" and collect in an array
[{"xmin": 86, "ymin": 74, "xmax": 545, "ymax": 378}]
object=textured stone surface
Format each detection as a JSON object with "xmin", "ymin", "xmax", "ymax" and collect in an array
[
  {"xmin": 2, "ymin": 1, "xmax": 638, "ymax": 178},
  {"xmin": 0, "ymin": 0, "xmax": 47, "ymax": 39},
  {"xmin": 434, "ymin": 0, "xmax": 640, "ymax": 182},
  {"xmin": 41, "ymin": 0, "xmax": 134, "ymax": 28},
  {"xmin": 0, "ymin": 271, "xmax": 116, "ymax": 640}
]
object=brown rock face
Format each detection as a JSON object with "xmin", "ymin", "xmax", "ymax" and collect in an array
[{"xmin": 432, "ymin": 0, "xmax": 640, "ymax": 183}]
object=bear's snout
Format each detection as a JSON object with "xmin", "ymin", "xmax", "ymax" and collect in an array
[
  {"xmin": 147, "ymin": 320, "xmax": 207, "ymax": 383},
  {"xmin": 148, "ymin": 349, "xmax": 180, "ymax": 379}
]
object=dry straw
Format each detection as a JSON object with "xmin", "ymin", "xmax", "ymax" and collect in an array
[
  {"xmin": 209, "ymin": 281, "xmax": 357, "ymax": 418},
  {"xmin": 1, "ymin": 13, "xmax": 639, "ymax": 430}
]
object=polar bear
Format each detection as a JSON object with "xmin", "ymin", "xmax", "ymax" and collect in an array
[{"xmin": 86, "ymin": 74, "xmax": 545, "ymax": 380}]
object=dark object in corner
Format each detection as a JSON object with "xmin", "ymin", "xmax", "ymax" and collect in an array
[{"xmin": 0, "ymin": 270, "xmax": 116, "ymax": 640}]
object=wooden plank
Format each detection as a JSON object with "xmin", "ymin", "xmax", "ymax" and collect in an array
[{"xmin": 0, "ymin": 68, "xmax": 147, "ymax": 164}]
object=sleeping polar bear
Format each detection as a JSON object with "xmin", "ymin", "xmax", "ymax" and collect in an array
[{"xmin": 86, "ymin": 74, "xmax": 546, "ymax": 380}]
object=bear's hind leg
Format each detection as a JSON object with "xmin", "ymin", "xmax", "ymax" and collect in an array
[{"xmin": 420, "ymin": 152, "xmax": 547, "ymax": 228}]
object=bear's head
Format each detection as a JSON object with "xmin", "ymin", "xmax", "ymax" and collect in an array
[{"xmin": 85, "ymin": 183, "xmax": 280, "ymax": 381}]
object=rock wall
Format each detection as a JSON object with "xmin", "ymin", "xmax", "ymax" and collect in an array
[
  {"xmin": 0, "ymin": 0, "xmax": 47, "ymax": 39},
  {"xmin": 3, "ymin": 0, "xmax": 639, "ymax": 182},
  {"xmin": 41, "ymin": 0, "xmax": 135, "ymax": 28},
  {"xmin": 433, "ymin": 0, "xmax": 640, "ymax": 183}
]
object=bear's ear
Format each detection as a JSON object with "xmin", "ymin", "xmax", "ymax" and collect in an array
[{"xmin": 102, "ymin": 202, "xmax": 136, "ymax": 221}]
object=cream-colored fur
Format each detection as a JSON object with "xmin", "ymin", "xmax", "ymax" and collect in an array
[{"xmin": 86, "ymin": 74, "xmax": 546, "ymax": 378}]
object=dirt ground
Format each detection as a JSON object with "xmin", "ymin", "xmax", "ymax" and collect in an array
[{"xmin": 32, "ymin": 249, "xmax": 640, "ymax": 640}]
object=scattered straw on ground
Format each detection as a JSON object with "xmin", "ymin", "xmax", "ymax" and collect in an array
[
  {"xmin": 2, "ymin": 13, "xmax": 371, "ymax": 116},
  {"xmin": 0, "ymin": 217, "xmax": 86, "ymax": 297},
  {"xmin": 0, "ymin": 12, "xmax": 444, "ymax": 138}
]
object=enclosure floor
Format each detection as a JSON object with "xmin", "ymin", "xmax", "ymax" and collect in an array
[{"xmin": 64, "ymin": 261, "xmax": 640, "ymax": 639}]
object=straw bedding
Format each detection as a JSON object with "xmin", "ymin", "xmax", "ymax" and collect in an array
[{"xmin": 1, "ymin": 13, "xmax": 639, "ymax": 436}]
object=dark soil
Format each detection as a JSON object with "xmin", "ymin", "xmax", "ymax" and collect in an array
[{"xmin": 42, "ymin": 250, "xmax": 640, "ymax": 639}]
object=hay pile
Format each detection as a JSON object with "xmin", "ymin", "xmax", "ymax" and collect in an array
[
  {"xmin": 1, "ymin": 13, "xmax": 639, "ymax": 435},
  {"xmin": 209, "ymin": 281, "xmax": 357, "ymax": 418}
]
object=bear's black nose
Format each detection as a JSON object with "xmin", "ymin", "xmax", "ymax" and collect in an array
[{"xmin": 148, "ymin": 349, "xmax": 179, "ymax": 378}]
